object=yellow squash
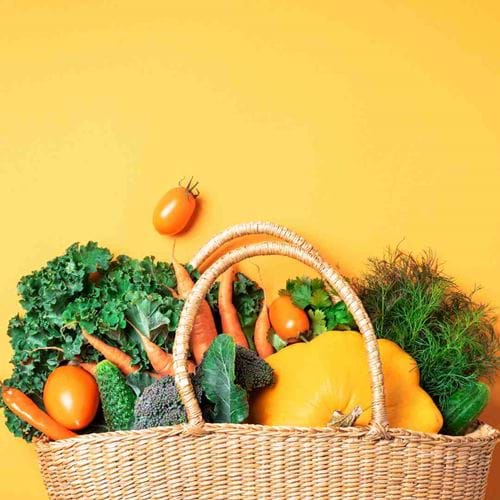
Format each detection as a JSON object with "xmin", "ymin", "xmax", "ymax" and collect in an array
[{"xmin": 250, "ymin": 330, "xmax": 442, "ymax": 433}]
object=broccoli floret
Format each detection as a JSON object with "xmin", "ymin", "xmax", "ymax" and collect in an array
[
  {"xmin": 133, "ymin": 375, "xmax": 203, "ymax": 430},
  {"xmin": 234, "ymin": 346, "xmax": 274, "ymax": 391}
]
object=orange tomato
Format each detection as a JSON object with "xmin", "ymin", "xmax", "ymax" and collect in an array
[
  {"xmin": 269, "ymin": 295, "xmax": 310, "ymax": 341},
  {"xmin": 153, "ymin": 178, "xmax": 199, "ymax": 235},
  {"xmin": 43, "ymin": 365, "xmax": 99, "ymax": 430}
]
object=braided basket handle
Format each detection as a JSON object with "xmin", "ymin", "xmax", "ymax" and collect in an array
[
  {"xmin": 189, "ymin": 221, "xmax": 320, "ymax": 270},
  {"xmin": 173, "ymin": 231, "xmax": 388, "ymax": 432}
]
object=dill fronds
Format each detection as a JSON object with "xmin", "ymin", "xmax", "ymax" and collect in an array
[{"xmin": 354, "ymin": 249, "xmax": 499, "ymax": 409}]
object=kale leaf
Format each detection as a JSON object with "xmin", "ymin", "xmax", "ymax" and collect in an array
[
  {"xmin": 2, "ymin": 243, "xmax": 182, "ymax": 441},
  {"xmin": 197, "ymin": 334, "xmax": 249, "ymax": 424}
]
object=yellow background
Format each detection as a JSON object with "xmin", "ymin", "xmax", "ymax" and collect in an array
[{"xmin": 1, "ymin": 1, "xmax": 500, "ymax": 498}]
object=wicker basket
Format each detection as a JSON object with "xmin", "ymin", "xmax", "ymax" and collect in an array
[{"xmin": 36, "ymin": 222, "xmax": 499, "ymax": 499}]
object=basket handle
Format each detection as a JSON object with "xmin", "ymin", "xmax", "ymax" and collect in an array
[
  {"xmin": 173, "ymin": 241, "xmax": 389, "ymax": 432},
  {"xmin": 189, "ymin": 221, "xmax": 320, "ymax": 270}
]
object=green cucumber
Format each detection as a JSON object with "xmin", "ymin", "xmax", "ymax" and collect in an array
[
  {"xmin": 96, "ymin": 360, "xmax": 136, "ymax": 431},
  {"xmin": 442, "ymin": 381, "xmax": 490, "ymax": 436}
]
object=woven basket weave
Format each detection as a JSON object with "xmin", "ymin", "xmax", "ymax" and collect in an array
[{"xmin": 36, "ymin": 222, "xmax": 499, "ymax": 499}]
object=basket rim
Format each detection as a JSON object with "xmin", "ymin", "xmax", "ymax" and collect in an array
[{"xmin": 35, "ymin": 421, "xmax": 499, "ymax": 453}]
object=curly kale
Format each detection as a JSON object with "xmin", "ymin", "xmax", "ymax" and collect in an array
[
  {"xmin": 2, "ymin": 243, "xmax": 266, "ymax": 441},
  {"xmin": 133, "ymin": 375, "xmax": 203, "ymax": 429},
  {"xmin": 2, "ymin": 242, "xmax": 182, "ymax": 441},
  {"xmin": 234, "ymin": 345, "xmax": 274, "ymax": 391}
]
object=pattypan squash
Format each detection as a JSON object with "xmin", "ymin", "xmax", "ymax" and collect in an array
[{"xmin": 250, "ymin": 330, "xmax": 442, "ymax": 433}]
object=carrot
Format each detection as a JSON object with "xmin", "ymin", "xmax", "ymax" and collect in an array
[
  {"xmin": 218, "ymin": 266, "xmax": 248, "ymax": 348},
  {"xmin": 173, "ymin": 259, "xmax": 218, "ymax": 364},
  {"xmin": 172, "ymin": 260, "xmax": 194, "ymax": 298},
  {"xmin": 135, "ymin": 330, "xmax": 195, "ymax": 375},
  {"xmin": 165, "ymin": 285, "xmax": 180, "ymax": 299},
  {"xmin": 2, "ymin": 385, "xmax": 77, "ymax": 441},
  {"xmin": 81, "ymin": 330, "xmax": 139, "ymax": 375},
  {"xmin": 254, "ymin": 299, "xmax": 274, "ymax": 358},
  {"xmin": 79, "ymin": 362, "xmax": 97, "ymax": 377}
]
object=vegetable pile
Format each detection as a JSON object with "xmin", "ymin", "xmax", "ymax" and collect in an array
[
  {"xmin": 1, "ymin": 223, "xmax": 498, "ymax": 442},
  {"xmin": 1, "ymin": 242, "xmax": 268, "ymax": 441}
]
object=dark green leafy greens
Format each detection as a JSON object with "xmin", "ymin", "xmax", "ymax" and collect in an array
[
  {"xmin": 126, "ymin": 372, "xmax": 156, "ymax": 397},
  {"xmin": 2, "ymin": 243, "xmax": 182, "ymax": 441},
  {"xmin": 198, "ymin": 335, "xmax": 249, "ymax": 424},
  {"xmin": 2, "ymin": 243, "xmax": 267, "ymax": 441}
]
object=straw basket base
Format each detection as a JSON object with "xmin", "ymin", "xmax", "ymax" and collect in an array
[{"xmin": 36, "ymin": 423, "xmax": 498, "ymax": 500}]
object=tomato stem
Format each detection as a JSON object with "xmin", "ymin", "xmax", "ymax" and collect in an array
[{"xmin": 179, "ymin": 176, "xmax": 200, "ymax": 198}]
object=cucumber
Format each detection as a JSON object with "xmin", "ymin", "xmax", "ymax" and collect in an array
[
  {"xmin": 442, "ymin": 381, "xmax": 490, "ymax": 436},
  {"xmin": 95, "ymin": 360, "xmax": 136, "ymax": 431}
]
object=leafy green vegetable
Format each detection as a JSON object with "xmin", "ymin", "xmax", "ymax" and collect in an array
[
  {"xmin": 126, "ymin": 372, "xmax": 156, "ymax": 397},
  {"xmin": 198, "ymin": 335, "xmax": 248, "ymax": 423},
  {"xmin": 325, "ymin": 302, "xmax": 354, "ymax": 331},
  {"xmin": 2, "ymin": 243, "xmax": 112, "ymax": 441},
  {"xmin": 281, "ymin": 276, "xmax": 356, "ymax": 338},
  {"xmin": 308, "ymin": 309, "xmax": 327, "ymax": 335},
  {"xmin": 354, "ymin": 249, "xmax": 499, "ymax": 413},
  {"xmin": 1, "ymin": 243, "xmax": 183, "ymax": 441}
]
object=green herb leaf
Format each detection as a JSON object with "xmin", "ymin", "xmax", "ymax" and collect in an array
[
  {"xmin": 310, "ymin": 289, "xmax": 331, "ymax": 309},
  {"xmin": 198, "ymin": 335, "xmax": 249, "ymax": 423},
  {"xmin": 290, "ymin": 283, "xmax": 312, "ymax": 309},
  {"xmin": 325, "ymin": 302, "xmax": 356, "ymax": 330},
  {"xmin": 308, "ymin": 309, "xmax": 327, "ymax": 335}
]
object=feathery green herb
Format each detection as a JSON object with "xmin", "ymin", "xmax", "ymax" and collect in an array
[{"xmin": 354, "ymin": 249, "xmax": 499, "ymax": 411}]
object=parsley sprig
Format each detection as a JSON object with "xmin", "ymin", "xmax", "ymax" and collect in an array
[{"xmin": 270, "ymin": 276, "xmax": 356, "ymax": 350}]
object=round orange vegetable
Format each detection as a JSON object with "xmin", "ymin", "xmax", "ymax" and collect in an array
[
  {"xmin": 269, "ymin": 295, "xmax": 310, "ymax": 341},
  {"xmin": 153, "ymin": 178, "xmax": 199, "ymax": 235},
  {"xmin": 43, "ymin": 365, "xmax": 100, "ymax": 430},
  {"xmin": 250, "ymin": 330, "xmax": 443, "ymax": 433}
]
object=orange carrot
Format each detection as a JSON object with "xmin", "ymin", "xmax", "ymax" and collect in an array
[
  {"xmin": 172, "ymin": 260, "xmax": 194, "ymax": 297},
  {"xmin": 138, "ymin": 331, "xmax": 194, "ymax": 374},
  {"xmin": 81, "ymin": 330, "xmax": 139, "ymax": 375},
  {"xmin": 79, "ymin": 362, "xmax": 97, "ymax": 377},
  {"xmin": 165, "ymin": 285, "xmax": 180, "ymax": 299},
  {"xmin": 173, "ymin": 260, "xmax": 218, "ymax": 364},
  {"xmin": 254, "ymin": 299, "xmax": 274, "ymax": 358},
  {"xmin": 218, "ymin": 266, "xmax": 249, "ymax": 348},
  {"xmin": 2, "ymin": 385, "xmax": 77, "ymax": 441}
]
